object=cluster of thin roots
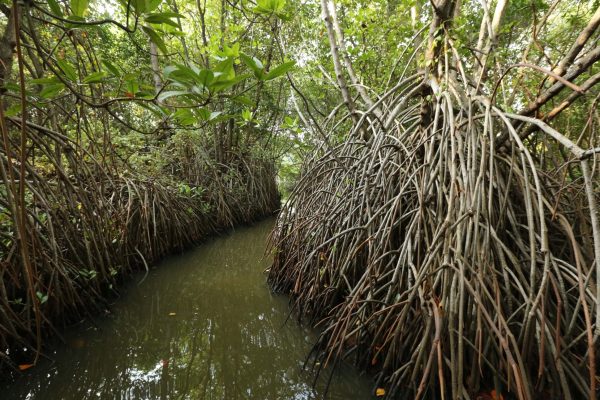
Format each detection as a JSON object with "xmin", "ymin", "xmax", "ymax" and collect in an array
[
  {"xmin": 268, "ymin": 74, "xmax": 600, "ymax": 399},
  {"xmin": 0, "ymin": 123, "xmax": 279, "ymax": 371}
]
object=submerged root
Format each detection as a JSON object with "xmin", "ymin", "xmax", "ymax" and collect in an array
[{"xmin": 268, "ymin": 76, "xmax": 600, "ymax": 399}]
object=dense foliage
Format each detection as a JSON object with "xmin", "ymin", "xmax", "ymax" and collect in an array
[{"xmin": 0, "ymin": 0, "xmax": 295, "ymax": 371}]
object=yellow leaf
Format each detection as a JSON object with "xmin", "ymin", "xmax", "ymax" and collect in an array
[
  {"xmin": 168, "ymin": 312, "xmax": 176, "ymax": 316},
  {"xmin": 18, "ymin": 363, "xmax": 34, "ymax": 371},
  {"xmin": 376, "ymin": 388, "xmax": 385, "ymax": 397}
]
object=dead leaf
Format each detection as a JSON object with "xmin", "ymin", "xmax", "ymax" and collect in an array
[
  {"xmin": 168, "ymin": 312, "xmax": 176, "ymax": 316},
  {"xmin": 18, "ymin": 363, "xmax": 33, "ymax": 371},
  {"xmin": 376, "ymin": 387, "xmax": 385, "ymax": 397},
  {"xmin": 491, "ymin": 390, "xmax": 504, "ymax": 400}
]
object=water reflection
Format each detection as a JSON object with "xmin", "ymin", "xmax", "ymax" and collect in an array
[{"xmin": 2, "ymin": 219, "xmax": 373, "ymax": 400}]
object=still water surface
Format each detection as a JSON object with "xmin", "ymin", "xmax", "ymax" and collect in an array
[{"xmin": 2, "ymin": 218, "xmax": 373, "ymax": 400}]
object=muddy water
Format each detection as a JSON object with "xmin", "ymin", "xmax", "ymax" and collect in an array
[{"xmin": 2, "ymin": 218, "xmax": 374, "ymax": 399}]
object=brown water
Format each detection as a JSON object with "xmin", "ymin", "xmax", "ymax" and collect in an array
[{"xmin": 1, "ymin": 218, "xmax": 374, "ymax": 400}]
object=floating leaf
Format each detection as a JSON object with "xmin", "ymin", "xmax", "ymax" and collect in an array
[
  {"xmin": 168, "ymin": 312, "xmax": 176, "ymax": 316},
  {"xmin": 18, "ymin": 364, "xmax": 34, "ymax": 371},
  {"xmin": 375, "ymin": 388, "xmax": 385, "ymax": 397}
]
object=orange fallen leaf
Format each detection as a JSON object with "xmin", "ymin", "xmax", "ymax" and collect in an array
[
  {"xmin": 376, "ymin": 387, "xmax": 385, "ymax": 397},
  {"xmin": 18, "ymin": 364, "xmax": 33, "ymax": 371},
  {"xmin": 491, "ymin": 390, "xmax": 504, "ymax": 400},
  {"xmin": 475, "ymin": 390, "xmax": 504, "ymax": 400}
]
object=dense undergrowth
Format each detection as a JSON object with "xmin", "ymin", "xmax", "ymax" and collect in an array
[
  {"xmin": 0, "ymin": 0, "xmax": 287, "ymax": 374},
  {"xmin": 268, "ymin": 1, "xmax": 600, "ymax": 399},
  {"xmin": 0, "ymin": 137, "xmax": 279, "ymax": 372}
]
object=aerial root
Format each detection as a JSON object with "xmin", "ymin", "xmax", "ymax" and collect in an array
[{"xmin": 269, "ymin": 77, "xmax": 599, "ymax": 399}]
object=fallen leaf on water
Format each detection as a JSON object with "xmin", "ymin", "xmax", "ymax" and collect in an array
[
  {"xmin": 168, "ymin": 312, "xmax": 176, "ymax": 316},
  {"xmin": 18, "ymin": 364, "xmax": 33, "ymax": 371},
  {"xmin": 376, "ymin": 388, "xmax": 385, "ymax": 397},
  {"xmin": 491, "ymin": 390, "xmax": 504, "ymax": 400}
]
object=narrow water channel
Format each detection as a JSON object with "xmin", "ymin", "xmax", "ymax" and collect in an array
[{"xmin": 2, "ymin": 218, "xmax": 374, "ymax": 399}]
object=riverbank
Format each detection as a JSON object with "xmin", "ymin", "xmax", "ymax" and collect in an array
[{"xmin": 1, "ymin": 153, "xmax": 280, "ymax": 373}]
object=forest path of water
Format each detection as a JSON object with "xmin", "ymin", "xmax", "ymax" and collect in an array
[{"xmin": 1, "ymin": 219, "xmax": 373, "ymax": 400}]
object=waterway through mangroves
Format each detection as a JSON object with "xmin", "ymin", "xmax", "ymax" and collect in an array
[{"xmin": 2, "ymin": 218, "xmax": 374, "ymax": 399}]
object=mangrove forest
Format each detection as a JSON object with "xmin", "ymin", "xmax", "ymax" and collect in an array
[{"xmin": 1, "ymin": 0, "xmax": 600, "ymax": 399}]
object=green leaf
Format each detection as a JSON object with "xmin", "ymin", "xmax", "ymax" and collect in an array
[
  {"xmin": 120, "ymin": 0, "xmax": 163, "ymax": 14},
  {"xmin": 70, "ymin": 0, "xmax": 89, "ymax": 17},
  {"xmin": 4, "ymin": 103, "xmax": 21, "ymax": 117},
  {"xmin": 265, "ymin": 60, "xmax": 295, "ymax": 80},
  {"xmin": 254, "ymin": 0, "xmax": 286, "ymax": 16},
  {"xmin": 231, "ymin": 95, "xmax": 254, "ymax": 106},
  {"xmin": 48, "ymin": 0, "xmax": 64, "ymax": 17},
  {"xmin": 144, "ymin": 12, "xmax": 183, "ymax": 27},
  {"xmin": 196, "ymin": 107, "xmax": 210, "ymax": 121},
  {"xmin": 56, "ymin": 59, "xmax": 78, "ymax": 82},
  {"xmin": 125, "ymin": 78, "xmax": 140, "ymax": 95},
  {"xmin": 1, "ymin": 83, "xmax": 20, "ymax": 92},
  {"xmin": 36, "ymin": 291, "xmax": 49, "ymax": 304},
  {"xmin": 157, "ymin": 90, "xmax": 189, "ymax": 102},
  {"xmin": 173, "ymin": 109, "xmax": 196, "ymax": 126},
  {"xmin": 218, "ymin": 43, "xmax": 240, "ymax": 58},
  {"xmin": 241, "ymin": 109, "xmax": 252, "ymax": 121},
  {"xmin": 197, "ymin": 69, "xmax": 214, "ymax": 88},
  {"xmin": 240, "ymin": 53, "xmax": 265, "ymax": 79},
  {"xmin": 39, "ymin": 83, "xmax": 62, "ymax": 98},
  {"xmin": 102, "ymin": 60, "xmax": 122, "ymax": 77},
  {"xmin": 142, "ymin": 26, "xmax": 168, "ymax": 54},
  {"xmin": 210, "ymin": 74, "xmax": 250, "ymax": 92},
  {"xmin": 165, "ymin": 64, "xmax": 200, "ymax": 84},
  {"xmin": 83, "ymin": 71, "xmax": 108, "ymax": 84},
  {"xmin": 163, "ymin": 65, "xmax": 178, "ymax": 79},
  {"xmin": 213, "ymin": 57, "xmax": 235, "ymax": 82}
]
